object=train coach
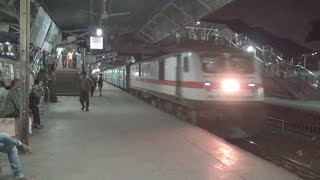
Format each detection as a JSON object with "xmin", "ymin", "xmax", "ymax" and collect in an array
[
  {"xmin": 104, "ymin": 49, "xmax": 265, "ymax": 137},
  {"xmin": 104, "ymin": 65, "xmax": 129, "ymax": 90},
  {"xmin": 0, "ymin": 57, "xmax": 19, "ymax": 87}
]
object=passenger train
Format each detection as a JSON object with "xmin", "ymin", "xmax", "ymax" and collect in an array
[{"xmin": 104, "ymin": 48, "xmax": 265, "ymax": 137}]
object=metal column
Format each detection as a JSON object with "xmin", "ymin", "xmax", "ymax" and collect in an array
[
  {"xmin": 19, "ymin": 0, "xmax": 31, "ymax": 145},
  {"xmin": 81, "ymin": 48, "xmax": 86, "ymax": 74}
]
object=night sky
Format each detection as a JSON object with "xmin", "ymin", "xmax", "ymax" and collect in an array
[{"xmin": 205, "ymin": 0, "xmax": 320, "ymax": 51}]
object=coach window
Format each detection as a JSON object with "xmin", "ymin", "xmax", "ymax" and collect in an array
[
  {"xmin": 183, "ymin": 56, "xmax": 190, "ymax": 73},
  {"xmin": 159, "ymin": 60, "xmax": 165, "ymax": 80},
  {"xmin": 138, "ymin": 64, "xmax": 141, "ymax": 77}
]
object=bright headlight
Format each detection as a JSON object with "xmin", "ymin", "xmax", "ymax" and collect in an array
[{"xmin": 221, "ymin": 79, "xmax": 240, "ymax": 93}]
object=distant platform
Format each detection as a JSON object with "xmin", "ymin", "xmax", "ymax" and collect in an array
[{"xmin": 265, "ymin": 97, "xmax": 320, "ymax": 113}]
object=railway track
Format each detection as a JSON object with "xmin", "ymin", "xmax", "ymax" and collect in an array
[
  {"xmin": 230, "ymin": 137, "xmax": 320, "ymax": 180},
  {"xmin": 261, "ymin": 116, "xmax": 320, "ymax": 179}
]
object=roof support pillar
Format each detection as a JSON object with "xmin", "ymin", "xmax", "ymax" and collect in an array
[{"xmin": 19, "ymin": 0, "xmax": 31, "ymax": 145}]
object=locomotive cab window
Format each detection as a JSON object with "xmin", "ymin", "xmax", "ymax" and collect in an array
[
  {"xmin": 201, "ymin": 54, "xmax": 255, "ymax": 74},
  {"xmin": 183, "ymin": 57, "xmax": 190, "ymax": 73}
]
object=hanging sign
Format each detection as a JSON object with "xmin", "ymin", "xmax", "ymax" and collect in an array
[{"xmin": 90, "ymin": 36, "xmax": 103, "ymax": 50}]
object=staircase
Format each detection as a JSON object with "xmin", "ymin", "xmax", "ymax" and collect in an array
[
  {"xmin": 263, "ymin": 76, "xmax": 300, "ymax": 100},
  {"xmin": 216, "ymin": 34, "xmax": 319, "ymax": 100},
  {"xmin": 55, "ymin": 69, "xmax": 80, "ymax": 96}
]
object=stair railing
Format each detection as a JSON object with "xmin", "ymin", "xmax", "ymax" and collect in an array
[
  {"xmin": 31, "ymin": 52, "xmax": 43, "ymax": 78},
  {"xmin": 215, "ymin": 33, "xmax": 319, "ymax": 98}
]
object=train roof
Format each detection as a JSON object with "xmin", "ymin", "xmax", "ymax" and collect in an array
[
  {"xmin": 0, "ymin": 57, "xmax": 19, "ymax": 65},
  {"xmin": 133, "ymin": 45, "xmax": 250, "ymax": 65}
]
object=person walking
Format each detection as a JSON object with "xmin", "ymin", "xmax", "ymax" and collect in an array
[
  {"xmin": 97, "ymin": 74, "xmax": 103, "ymax": 96},
  {"xmin": 79, "ymin": 72, "xmax": 92, "ymax": 111},
  {"xmin": 90, "ymin": 75, "xmax": 97, "ymax": 97},
  {"xmin": 0, "ymin": 133, "xmax": 32, "ymax": 180}
]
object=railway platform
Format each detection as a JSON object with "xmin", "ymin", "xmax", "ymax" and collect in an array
[
  {"xmin": 265, "ymin": 97, "xmax": 320, "ymax": 113},
  {"xmin": 1, "ymin": 84, "xmax": 301, "ymax": 180}
]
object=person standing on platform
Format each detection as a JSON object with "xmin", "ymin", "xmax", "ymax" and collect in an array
[
  {"xmin": 98, "ymin": 74, "xmax": 103, "ymax": 96},
  {"xmin": 90, "ymin": 75, "xmax": 97, "ymax": 97},
  {"xmin": 67, "ymin": 51, "xmax": 73, "ymax": 69},
  {"xmin": 29, "ymin": 79, "xmax": 43, "ymax": 129},
  {"xmin": 72, "ymin": 50, "xmax": 77, "ymax": 69},
  {"xmin": 61, "ymin": 49, "xmax": 67, "ymax": 68},
  {"xmin": 79, "ymin": 72, "xmax": 92, "ymax": 111},
  {"xmin": 0, "ymin": 133, "xmax": 31, "ymax": 180}
]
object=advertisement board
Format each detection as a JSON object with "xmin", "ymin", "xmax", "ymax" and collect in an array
[
  {"xmin": 42, "ymin": 22, "xmax": 60, "ymax": 52},
  {"xmin": 30, "ymin": 7, "xmax": 52, "ymax": 48}
]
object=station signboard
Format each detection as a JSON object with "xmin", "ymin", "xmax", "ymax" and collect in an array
[{"xmin": 90, "ymin": 36, "xmax": 104, "ymax": 50}]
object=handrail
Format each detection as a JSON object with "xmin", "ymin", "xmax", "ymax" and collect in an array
[{"xmin": 31, "ymin": 51, "xmax": 44, "ymax": 78}]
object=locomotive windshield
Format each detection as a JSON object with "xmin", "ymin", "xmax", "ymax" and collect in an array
[{"xmin": 201, "ymin": 54, "xmax": 255, "ymax": 74}]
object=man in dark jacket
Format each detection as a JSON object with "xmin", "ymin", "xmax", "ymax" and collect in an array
[
  {"xmin": 79, "ymin": 72, "xmax": 92, "ymax": 111},
  {"xmin": 29, "ymin": 79, "xmax": 42, "ymax": 129},
  {"xmin": 90, "ymin": 75, "xmax": 97, "ymax": 97},
  {"xmin": 98, "ymin": 74, "xmax": 103, "ymax": 96}
]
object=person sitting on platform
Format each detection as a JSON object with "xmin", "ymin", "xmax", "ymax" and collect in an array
[
  {"xmin": 79, "ymin": 72, "xmax": 93, "ymax": 111},
  {"xmin": 0, "ymin": 133, "xmax": 31, "ymax": 180},
  {"xmin": 0, "ymin": 80, "xmax": 8, "ymax": 117},
  {"xmin": 29, "ymin": 79, "xmax": 43, "ymax": 129},
  {"xmin": 0, "ymin": 70, "xmax": 4, "ymax": 82},
  {"xmin": 72, "ymin": 50, "xmax": 77, "ymax": 69},
  {"xmin": 5, "ymin": 79, "xmax": 21, "ymax": 118}
]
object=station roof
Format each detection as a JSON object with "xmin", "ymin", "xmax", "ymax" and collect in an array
[
  {"xmin": 0, "ymin": 0, "xmax": 319, "ymax": 57},
  {"xmin": 202, "ymin": 0, "xmax": 320, "ymax": 52},
  {"xmin": 46, "ymin": 0, "xmax": 164, "ymax": 33}
]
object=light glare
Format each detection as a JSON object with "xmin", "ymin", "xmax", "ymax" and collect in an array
[
  {"xmin": 246, "ymin": 46, "xmax": 255, "ymax": 53},
  {"xmin": 221, "ymin": 79, "xmax": 240, "ymax": 93},
  {"xmin": 96, "ymin": 28, "xmax": 103, "ymax": 36}
]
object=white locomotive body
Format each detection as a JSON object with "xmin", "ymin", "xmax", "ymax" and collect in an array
[
  {"xmin": 104, "ymin": 49, "xmax": 265, "ymax": 137},
  {"xmin": 130, "ymin": 51, "xmax": 264, "ymax": 104}
]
